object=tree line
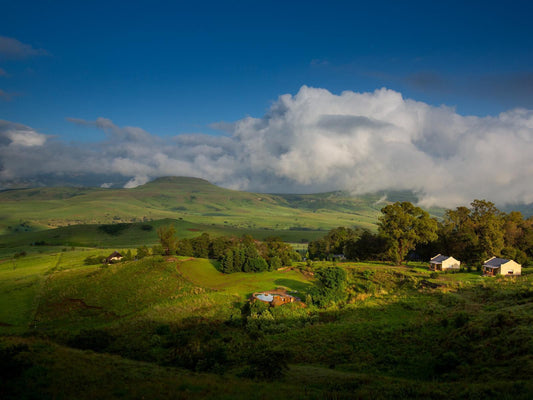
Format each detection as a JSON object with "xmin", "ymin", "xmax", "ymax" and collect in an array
[
  {"xmin": 308, "ymin": 200, "xmax": 533, "ymax": 266},
  {"xmin": 155, "ymin": 225, "xmax": 301, "ymax": 273}
]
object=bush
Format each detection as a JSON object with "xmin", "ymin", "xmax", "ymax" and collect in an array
[
  {"xmin": 0, "ymin": 343, "xmax": 32, "ymax": 380},
  {"xmin": 13, "ymin": 251, "xmax": 27, "ymax": 259},
  {"xmin": 430, "ymin": 272, "xmax": 439, "ymax": 279},
  {"xmin": 239, "ymin": 347, "xmax": 291, "ymax": 380},
  {"xmin": 84, "ymin": 255, "xmax": 105, "ymax": 265},
  {"xmin": 98, "ymin": 223, "xmax": 129, "ymax": 236},
  {"xmin": 68, "ymin": 329, "xmax": 114, "ymax": 352}
]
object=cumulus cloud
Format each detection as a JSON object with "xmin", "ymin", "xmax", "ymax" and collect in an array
[
  {"xmin": 2, "ymin": 86, "xmax": 533, "ymax": 207},
  {"xmin": 0, "ymin": 36, "xmax": 49, "ymax": 59}
]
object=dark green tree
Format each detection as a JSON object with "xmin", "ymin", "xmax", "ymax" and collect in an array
[
  {"xmin": 221, "ymin": 249, "xmax": 235, "ymax": 273},
  {"xmin": 312, "ymin": 266, "xmax": 348, "ymax": 306},
  {"xmin": 157, "ymin": 225, "xmax": 178, "ymax": 256},
  {"xmin": 176, "ymin": 239, "xmax": 194, "ymax": 257},
  {"xmin": 192, "ymin": 233, "xmax": 210, "ymax": 258},
  {"xmin": 378, "ymin": 202, "xmax": 438, "ymax": 264},
  {"xmin": 136, "ymin": 245, "xmax": 150, "ymax": 259}
]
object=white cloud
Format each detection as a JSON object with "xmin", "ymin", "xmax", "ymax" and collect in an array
[
  {"xmin": 0, "ymin": 120, "xmax": 48, "ymax": 146},
  {"xmin": 2, "ymin": 86, "xmax": 533, "ymax": 207}
]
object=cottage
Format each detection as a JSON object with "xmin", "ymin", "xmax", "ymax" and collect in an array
[
  {"xmin": 253, "ymin": 291, "xmax": 296, "ymax": 307},
  {"xmin": 483, "ymin": 257, "xmax": 521, "ymax": 276},
  {"xmin": 105, "ymin": 251, "xmax": 123, "ymax": 264},
  {"xmin": 429, "ymin": 254, "xmax": 461, "ymax": 271}
]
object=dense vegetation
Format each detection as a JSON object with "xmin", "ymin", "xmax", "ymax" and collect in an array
[
  {"xmin": 153, "ymin": 226, "xmax": 302, "ymax": 273},
  {"xmin": 1, "ymin": 250, "xmax": 532, "ymax": 399},
  {"xmin": 309, "ymin": 199, "xmax": 533, "ymax": 267}
]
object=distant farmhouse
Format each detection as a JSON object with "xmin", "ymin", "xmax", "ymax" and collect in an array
[
  {"xmin": 252, "ymin": 291, "xmax": 297, "ymax": 307},
  {"xmin": 483, "ymin": 257, "xmax": 521, "ymax": 276},
  {"xmin": 105, "ymin": 251, "xmax": 123, "ymax": 264},
  {"xmin": 429, "ymin": 254, "xmax": 461, "ymax": 271}
]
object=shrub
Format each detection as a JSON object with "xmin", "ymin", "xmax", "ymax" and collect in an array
[
  {"xmin": 84, "ymin": 255, "xmax": 105, "ymax": 265},
  {"xmin": 269, "ymin": 256, "xmax": 282, "ymax": 270},
  {"xmin": 0, "ymin": 343, "xmax": 32, "ymax": 380},
  {"xmin": 453, "ymin": 312, "xmax": 470, "ymax": 328},
  {"xmin": 68, "ymin": 329, "xmax": 114, "ymax": 352},
  {"xmin": 13, "ymin": 251, "xmax": 27, "ymax": 259},
  {"xmin": 239, "ymin": 347, "xmax": 291, "ymax": 380},
  {"xmin": 98, "ymin": 223, "xmax": 129, "ymax": 236}
]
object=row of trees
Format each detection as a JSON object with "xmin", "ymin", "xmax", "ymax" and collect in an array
[
  {"xmin": 308, "ymin": 200, "xmax": 533, "ymax": 266},
  {"xmin": 156, "ymin": 226, "xmax": 302, "ymax": 272}
]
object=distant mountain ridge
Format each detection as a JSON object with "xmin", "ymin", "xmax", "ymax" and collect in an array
[
  {"xmin": 0, "ymin": 176, "xmax": 530, "ymax": 237},
  {"xmin": 0, "ymin": 176, "xmax": 384, "ymax": 235}
]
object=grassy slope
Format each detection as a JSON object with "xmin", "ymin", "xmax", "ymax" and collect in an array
[
  {"xmin": 0, "ymin": 250, "xmax": 310, "ymax": 334},
  {"xmin": 0, "ymin": 176, "xmax": 421, "ymax": 236},
  {"xmin": 1, "ymin": 250, "xmax": 532, "ymax": 398},
  {"xmin": 0, "ymin": 218, "xmax": 328, "ymax": 254}
]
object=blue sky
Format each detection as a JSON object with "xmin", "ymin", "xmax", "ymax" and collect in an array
[
  {"xmin": 1, "ymin": 1, "xmax": 533, "ymax": 205},
  {"xmin": 2, "ymin": 0, "xmax": 532, "ymax": 140}
]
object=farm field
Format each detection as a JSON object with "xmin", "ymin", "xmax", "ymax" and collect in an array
[{"xmin": 1, "ymin": 247, "xmax": 532, "ymax": 399}]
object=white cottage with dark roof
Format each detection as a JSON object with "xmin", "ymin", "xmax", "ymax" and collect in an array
[
  {"xmin": 483, "ymin": 257, "xmax": 521, "ymax": 276},
  {"xmin": 429, "ymin": 254, "xmax": 461, "ymax": 271}
]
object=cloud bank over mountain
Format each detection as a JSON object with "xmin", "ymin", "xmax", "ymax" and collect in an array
[{"xmin": 1, "ymin": 86, "xmax": 533, "ymax": 207}]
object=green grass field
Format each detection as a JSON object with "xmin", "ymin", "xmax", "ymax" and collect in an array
[
  {"xmin": 1, "ymin": 246, "xmax": 532, "ymax": 399},
  {"xmin": 0, "ymin": 176, "xmax": 440, "ymax": 237}
]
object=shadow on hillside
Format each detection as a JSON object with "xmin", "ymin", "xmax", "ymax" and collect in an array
[{"xmin": 274, "ymin": 278, "xmax": 312, "ymax": 293}]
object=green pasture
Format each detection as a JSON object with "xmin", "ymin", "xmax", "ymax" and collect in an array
[
  {"xmin": 0, "ymin": 176, "xmax": 391, "ymax": 236},
  {"xmin": 176, "ymin": 257, "xmax": 311, "ymax": 296},
  {"xmin": 1, "ymin": 246, "xmax": 532, "ymax": 399},
  {"xmin": 0, "ymin": 218, "xmax": 328, "ymax": 251}
]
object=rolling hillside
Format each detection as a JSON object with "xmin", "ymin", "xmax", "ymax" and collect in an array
[
  {"xmin": 0, "ymin": 176, "xmax": 426, "ymax": 237},
  {"xmin": 1, "ymin": 251, "xmax": 532, "ymax": 399}
]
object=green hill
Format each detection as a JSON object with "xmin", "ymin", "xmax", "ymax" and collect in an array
[
  {"xmin": 0, "ymin": 176, "xmax": 417, "ymax": 237},
  {"xmin": 1, "ymin": 251, "xmax": 532, "ymax": 399}
]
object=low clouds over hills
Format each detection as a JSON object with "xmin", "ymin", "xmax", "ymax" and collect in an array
[{"xmin": 2, "ymin": 86, "xmax": 533, "ymax": 207}]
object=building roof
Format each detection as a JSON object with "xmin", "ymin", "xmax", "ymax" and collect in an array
[
  {"xmin": 106, "ymin": 251, "xmax": 123, "ymax": 259},
  {"xmin": 483, "ymin": 257, "xmax": 510, "ymax": 267},
  {"xmin": 430, "ymin": 254, "xmax": 451, "ymax": 263}
]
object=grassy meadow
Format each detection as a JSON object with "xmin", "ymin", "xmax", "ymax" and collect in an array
[
  {"xmin": 1, "ymin": 244, "xmax": 532, "ymax": 399},
  {"xmin": 0, "ymin": 176, "xmax": 429, "ymax": 236}
]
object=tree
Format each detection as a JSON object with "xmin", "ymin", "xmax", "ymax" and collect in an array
[
  {"xmin": 136, "ymin": 245, "xmax": 150, "ymax": 259},
  {"xmin": 315, "ymin": 266, "xmax": 347, "ymax": 291},
  {"xmin": 312, "ymin": 266, "xmax": 347, "ymax": 306},
  {"xmin": 176, "ymin": 239, "xmax": 194, "ymax": 257},
  {"xmin": 344, "ymin": 230, "xmax": 387, "ymax": 261},
  {"xmin": 378, "ymin": 202, "xmax": 438, "ymax": 264},
  {"xmin": 470, "ymin": 199, "xmax": 504, "ymax": 261},
  {"xmin": 157, "ymin": 225, "xmax": 178, "ymax": 256},
  {"xmin": 192, "ymin": 233, "xmax": 210, "ymax": 258},
  {"xmin": 221, "ymin": 250, "xmax": 235, "ymax": 273}
]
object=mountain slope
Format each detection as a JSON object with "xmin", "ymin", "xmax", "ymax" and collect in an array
[{"xmin": 0, "ymin": 176, "xmax": 392, "ymax": 235}]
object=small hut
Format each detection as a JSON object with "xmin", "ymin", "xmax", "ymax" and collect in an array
[{"xmin": 105, "ymin": 251, "xmax": 123, "ymax": 264}]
